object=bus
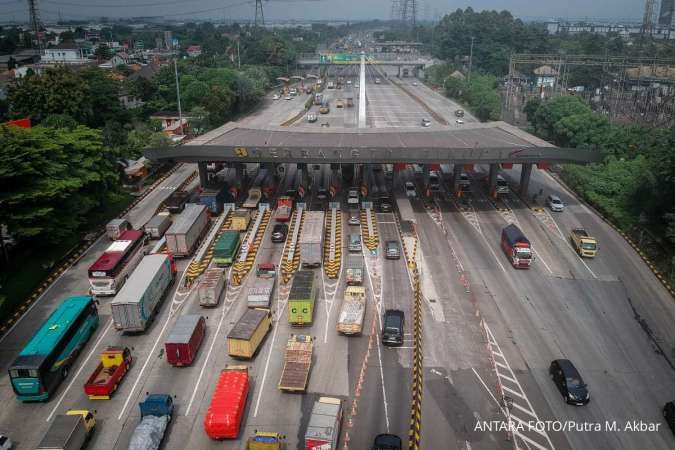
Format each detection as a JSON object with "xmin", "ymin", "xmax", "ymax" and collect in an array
[
  {"xmin": 88, "ymin": 229, "xmax": 146, "ymax": 296},
  {"xmin": 9, "ymin": 296, "xmax": 99, "ymax": 401}
]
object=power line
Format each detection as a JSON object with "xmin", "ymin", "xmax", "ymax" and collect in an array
[{"xmin": 44, "ymin": 0, "xmax": 199, "ymax": 8}]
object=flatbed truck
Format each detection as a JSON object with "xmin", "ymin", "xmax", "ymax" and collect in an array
[
  {"xmin": 278, "ymin": 334, "xmax": 313, "ymax": 392},
  {"xmin": 83, "ymin": 347, "xmax": 132, "ymax": 399}
]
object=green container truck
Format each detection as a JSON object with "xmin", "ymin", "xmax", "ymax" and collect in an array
[
  {"xmin": 213, "ymin": 230, "xmax": 241, "ymax": 266},
  {"xmin": 288, "ymin": 270, "xmax": 317, "ymax": 326}
]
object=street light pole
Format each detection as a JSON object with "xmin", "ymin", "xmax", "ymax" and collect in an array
[
  {"xmin": 467, "ymin": 36, "xmax": 475, "ymax": 83},
  {"xmin": 174, "ymin": 58, "xmax": 184, "ymax": 136}
]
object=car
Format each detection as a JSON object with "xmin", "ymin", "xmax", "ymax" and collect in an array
[
  {"xmin": 458, "ymin": 172, "xmax": 471, "ymax": 187},
  {"xmin": 348, "ymin": 234, "xmax": 362, "ymax": 252},
  {"xmin": 546, "ymin": 194, "xmax": 564, "ymax": 212},
  {"xmin": 405, "ymin": 181, "xmax": 416, "ymax": 198},
  {"xmin": 355, "ymin": 83, "xmax": 360, "ymax": 88},
  {"xmin": 372, "ymin": 433, "xmax": 402, "ymax": 450},
  {"xmin": 0, "ymin": 434, "xmax": 12, "ymax": 450},
  {"xmin": 306, "ymin": 114, "xmax": 317, "ymax": 123},
  {"xmin": 321, "ymin": 122, "xmax": 330, "ymax": 127},
  {"xmin": 421, "ymin": 118, "xmax": 431, "ymax": 127},
  {"xmin": 375, "ymin": 78, "xmax": 381, "ymax": 84},
  {"xmin": 285, "ymin": 95, "xmax": 292, "ymax": 100},
  {"xmin": 412, "ymin": 81, "xmax": 418, "ymax": 86},
  {"xmin": 664, "ymin": 401, "xmax": 675, "ymax": 436},
  {"xmin": 381, "ymin": 310, "xmax": 404, "ymax": 346},
  {"xmin": 549, "ymin": 359, "xmax": 590, "ymax": 405},
  {"xmin": 348, "ymin": 211, "xmax": 360, "ymax": 225},
  {"xmin": 271, "ymin": 224, "xmax": 288, "ymax": 243},
  {"xmin": 336, "ymin": 99, "xmax": 344, "ymax": 108},
  {"xmin": 455, "ymin": 118, "xmax": 464, "ymax": 124},
  {"xmin": 385, "ymin": 240, "xmax": 400, "ymax": 259},
  {"xmin": 272, "ymin": 93, "xmax": 280, "ymax": 100},
  {"xmin": 455, "ymin": 109, "xmax": 465, "ymax": 117}
]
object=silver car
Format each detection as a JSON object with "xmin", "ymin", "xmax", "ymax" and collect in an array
[{"xmin": 546, "ymin": 194, "xmax": 564, "ymax": 212}]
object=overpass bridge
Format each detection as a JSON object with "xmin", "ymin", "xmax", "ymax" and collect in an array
[{"xmin": 144, "ymin": 121, "xmax": 601, "ymax": 195}]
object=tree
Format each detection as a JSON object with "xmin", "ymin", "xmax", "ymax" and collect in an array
[
  {"xmin": 0, "ymin": 125, "xmax": 118, "ymax": 243},
  {"xmin": 42, "ymin": 114, "xmax": 78, "ymax": 129},
  {"xmin": 443, "ymin": 76, "xmax": 465, "ymax": 98},
  {"xmin": 94, "ymin": 43, "xmax": 112, "ymax": 61},
  {"xmin": 80, "ymin": 68, "xmax": 128, "ymax": 128}
]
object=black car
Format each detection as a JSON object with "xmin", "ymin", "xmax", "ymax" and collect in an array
[
  {"xmin": 372, "ymin": 433, "xmax": 402, "ymax": 450},
  {"xmin": 664, "ymin": 400, "xmax": 675, "ymax": 436},
  {"xmin": 271, "ymin": 224, "xmax": 288, "ymax": 243},
  {"xmin": 549, "ymin": 359, "xmax": 590, "ymax": 405},
  {"xmin": 382, "ymin": 309, "xmax": 404, "ymax": 346}
]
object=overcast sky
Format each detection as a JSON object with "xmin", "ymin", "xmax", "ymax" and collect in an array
[{"xmin": 1, "ymin": 0, "xmax": 646, "ymax": 24}]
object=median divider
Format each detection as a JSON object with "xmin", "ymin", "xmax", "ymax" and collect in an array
[
  {"xmin": 360, "ymin": 204, "xmax": 379, "ymax": 253},
  {"xmin": 232, "ymin": 205, "xmax": 271, "ymax": 286},
  {"xmin": 184, "ymin": 206, "xmax": 234, "ymax": 287},
  {"xmin": 323, "ymin": 203, "xmax": 342, "ymax": 279},
  {"xmin": 281, "ymin": 205, "xmax": 305, "ymax": 284}
]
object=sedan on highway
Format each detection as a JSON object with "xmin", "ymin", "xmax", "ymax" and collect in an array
[
  {"xmin": 272, "ymin": 93, "xmax": 280, "ymax": 100},
  {"xmin": 421, "ymin": 118, "xmax": 431, "ymax": 127},
  {"xmin": 271, "ymin": 224, "xmax": 288, "ymax": 243},
  {"xmin": 306, "ymin": 114, "xmax": 317, "ymax": 123},
  {"xmin": 405, "ymin": 181, "xmax": 417, "ymax": 197},
  {"xmin": 549, "ymin": 359, "xmax": 590, "ymax": 405},
  {"xmin": 285, "ymin": 95, "xmax": 292, "ymax": 100},
  {"xmin": 385, "ymin": 240, "xmax": 401, "ymax": 259},
  {"xmin": 456, "ymin": 119, "xmax": 465, "ymax": 124},
  {"xmin": 412, "ymin": 81, "xmax": 418, "ymax": 86},
  {"xmin": 348, "ymin": 211, "xmax": 360, "ymax": 225},
  {"xmin": 372, "ymin": 433, "xmax": 402, "ymax": 450}
]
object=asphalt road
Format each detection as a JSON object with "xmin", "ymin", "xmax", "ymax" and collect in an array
[{"xmin": 2, "ymin": 63, "xmax": 675, "ymax": 450}]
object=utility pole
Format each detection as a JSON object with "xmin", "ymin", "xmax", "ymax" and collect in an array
[
  {"xmin": 237, "ymin": 38, "xmax": 241, "ymax": 69},
  {"xmin": 27, "ymin": 0, "xmax": 42, "ymax": 51},
  {"xmin": 467, "ymin": 36, "xmax": 475, "ymax": 83},
  {"xmin": 174, "ymin": 58, "xmax": 184, "ymax": 136}
]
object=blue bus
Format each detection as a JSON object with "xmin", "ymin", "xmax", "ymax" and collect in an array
[{"xmin": 8, "ymin": 296, "xmax": 99, "ymax": 401}]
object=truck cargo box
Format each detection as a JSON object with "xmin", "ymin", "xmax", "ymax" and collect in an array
[
  {"xmin": 37, "ymin": 414, "xmax": 89, "ymax": 450},
  {"xmin": 106, "ymin": 218, "xmax": 130, "ymax": 240},
  {"xmin": 230, "ymin": 209, "xmax": 252, "ymax": 231},
  {"xmin": 305, "ymin": 397, "xmax": 343, "ymax": 450},
  {"xmin": 165, "ymin": 315, "xmax": 206, "ymax": 366},
  {"xmin": 144, "ymin": 214, "xmax": 172, "ymax": 240},
  {"xmin": 300, "ymin": 211, "xmax": 324, "ymax": 268},
  {"xmin": 227, "ymin": 309, "xmax": 272, "ymax": 359},
  {"xmin": 213, "ymin": 230, "xmax": 241, "ymax": 266},
  {"xmin": 111, "ymin": 254, "xmax": 175, "ymax": 332},
  {"xmin": 165, "ymin": 203, "xmax": 209, "ymax": 257},
  {"xmin": 165, "ymin": 190, "xmax": 190, "ymax": 214},
  {"xmin": 278, "ymin": 334, "xmax": 313, "ymax": 392},
  {"xmin": 204, "ymin": 366, "xmax": 250, "ymax": 439},
  {"xmin": 500, "ymin": 224, "xmax": 532, "ymax": 268},
  {"xmin": 198, "ymin": 268, "xmax": 226, "ymax": 306},
  {"xmin": 200, "ymin": 185, "xmax": 228, "ymax": 215},
  {"xmin": 336, "ymin": 286, "xmax": 366, "ymax": 335},
  {"xmin": 130, "ymin": 395, "xmax": 173, "ymax": 450},
  {"xmin": 288, "ymin": 270, "xmax": 317, "ymax": 326},
  {"xmin": 247, "ymin": 267, "xmax": 276, "ymax": 309}
]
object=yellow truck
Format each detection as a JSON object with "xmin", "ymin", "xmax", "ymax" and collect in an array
[
  {"xmin": 246, "ymin": 431, "xmax": 285, "ymax": 449},
  {"xmin": 230, "ymin": 209, "xmax": 252, "ymax": 231},
  {"xmin": 336, "ymin": 286, "xmax": 366, "ymax": 335},
  {"xmin": 227, "ymin": 308, "xmax": 273, "ymax": 359},
  {"xmin": 570, "ymin": 228, "xmax": 598, "ymax": 257}
]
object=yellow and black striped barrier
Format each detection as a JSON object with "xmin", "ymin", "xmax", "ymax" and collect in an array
[
  {"xmin": 184, "ymin": 210, "xmax": 233, "ymax": 287},
  {"xmin": 323, "ymin": 209, "xmax": 342, "ymax": 279},
  {"xmin": 232, "ymin": 209, "xmax": 271, "ymax": 286},
  {"xmin": 282, "ymin": 210, "xmax": 304, "ymax": 284},
  {"xmin": 408, "ymin": 266, "xmax": 424, "ymax": 450},
  {"xmin": 360, "ymin": 208, "xmax": 379, "ymax": 252}
]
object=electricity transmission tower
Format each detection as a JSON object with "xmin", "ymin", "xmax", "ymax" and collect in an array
[
  {"xmin": 254, "ymin": 0, "xmax": 265, "ymax": 27},
  {"xmin": 392, "ymin": 0, "xmax": 417, "ymax": 28},
  {"xmin": 642, "ymin": 0, "xmax": 657, "ymax": 34},
  {"xmin": 27, "ymin": 0, "xmax": 42, "ymax": 49}
]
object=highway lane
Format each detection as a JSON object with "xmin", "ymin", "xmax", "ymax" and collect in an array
[{"xmin": 365, "ymin": 66, "xmax": 430, "ymax": 128}]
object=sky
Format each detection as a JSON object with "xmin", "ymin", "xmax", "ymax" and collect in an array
[{"xmin": 0, "ymin": 0, "xmax": 647, "ymax": 24}]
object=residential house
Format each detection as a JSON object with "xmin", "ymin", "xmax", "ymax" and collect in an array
[
  {"xmin": 98, "ymin": 54, "xmax": 129, "ymax": 69},
  {"xmin": 150, "ymin": 111, "xmax": 191, "ymax": 141},
  {"xmin": 128, "ymin": 62, "xmax": 161, "ymax": 82},
  {"xmin": 42, "ymin": 42, "xmax": 92, "ymax": 65},
  {"xmin": 186, "ymin": 45, "xmax": 202, "ymax": 57},
  {"xmin": 0, "ymin": 50, "xmax": 41, "ymax": 70}
]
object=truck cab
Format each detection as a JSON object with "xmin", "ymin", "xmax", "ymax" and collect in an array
[
  {"xmin": 139, "ymin": 394, "xmax": 174, "ymax": 418},
  {"xmin": 570, "ymin": 228, "xmax": 598, "ymax": 257},
  {"xmin": 66, "ymin": 409, "xmax": 96, "ymax": 433}
]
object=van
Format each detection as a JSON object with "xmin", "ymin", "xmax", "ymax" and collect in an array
[
  {"xmin": 382, "ymin": 310, "xmax": 404, "ymax": 346},
  {"xmin": 348, "ymin": 234, "xmax": 361, "ymax": 253}
]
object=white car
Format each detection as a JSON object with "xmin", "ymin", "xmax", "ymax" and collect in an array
[
  {"xmin": 272, "ymin": 94, "xmax": 280, "ymax": 100},
  {"xmin": 412, "ymin": 82, "xmax": 418, "ymax": 86},
  {"xmin": 0, "ymin": 434, "xmax": 13, "ymax": 450},
  {"xmin": 421, "ymin": 118, "xmax": 431, "ymax": 127},
  {"xmin": 456, "ymin": 119, "xmax": 464, "ymax": 124},
  {"xmin": 306, "ymin": 114, "xmax": 317, "ymax": 123},
  {"xmin": 405, "ymin": 181, "xmax": 417, "ymax": 197},
  {"xmin": 285, "ymin": 95, "xmax": 292, "ymax": 100}
]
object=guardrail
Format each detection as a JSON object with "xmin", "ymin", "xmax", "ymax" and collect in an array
[
  {"xmin": 281, "ymin": 204, "xmax": 305, "ymax": 284},
  {"xmin": 324, "ymin": 202, "xmax": 342, "ymax": 278},
  {"xmin": 232, "ymin": 204, "xmax": 271, "ymax": 285}
]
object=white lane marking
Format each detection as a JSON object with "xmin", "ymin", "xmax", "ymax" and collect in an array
[
  {"xmin": 471, "ymin": 367, "xmax": 506, "ymax": 416},
  {"xmin": 185, "ymin": 268, "xmax": 237, "ymax": 416},
  {"xmin": 47, "ymin": 319, "xmax": 114, "ymax": 421},
  {"xmin": 477, "ymin": 228, "xmax": 508, "ymax": 274},
  {"xmin": 532, "ymin": 249, "xmax": 553, "ymax": 275},
  {"xmin": 543, "ymin": 210, "xmax": 598, "ymax": 279},
  {"xmin": 0, "ymin": 234, "xmax": 105, "ymax": 345},
  {"xmin": 375, "ymin": 322, "xmax": 391, "ymax": 431}
]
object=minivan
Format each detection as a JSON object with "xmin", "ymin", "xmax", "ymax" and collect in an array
[
  {"xmin": 546, "ymin": 194, "xmax": 564, "ymax": 212},
  {"xmin": 349, "ymin": 234, "xmax": 361, "ymax": 252},
  {"xmin": 549, "ymin": 359, "xmax": 590, "ymax": 405},
  {"xmin": 372, "ymin": 433, "xmax": 402, "ymax": 450},
  {"xmin": 382, "ymin": 310, "xmax": 404, "ymax": 346}
]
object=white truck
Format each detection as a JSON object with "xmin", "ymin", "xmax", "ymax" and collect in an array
[
  {"xmin": 198, "ymin": 268, "xmax": 226, "ymax": 307},
  {"xmin": 336, "ymin": 286, "xmax": 366, "ymax": 335},
  {"xmin": 243, "ymin": 187, "xmax": 262, "ymax": 209},
  {"xmin": 247, "ymin": 263, "xmax": 276, "ymax": 308},
  {"xmin": 300, "ymin": 211, "xmax": 325, "ymax": 268},
  {"xmin": 345, "ymin": 256, "xmax": 364, "ymax": 286}
]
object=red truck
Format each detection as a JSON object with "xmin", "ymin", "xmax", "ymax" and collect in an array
[
  {"xmin": 83, "ymin": 347, "xmax": 132, "ymax": 399},
  {"xmin": 165, "ymin": 315, "xmax": 206, "ymax": 366},
  {"xmin": 501, "ymin": 224, "xmax": 533, "ymax": 268},
  {"xmin": 204, "ymin": 366, "xmax": 250, "ymax": 439},
  {"xmin": 274, "ymin": 196, "xmax": 293, "ymax": 222}
]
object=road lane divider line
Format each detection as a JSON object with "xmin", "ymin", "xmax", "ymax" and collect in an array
[{"xmin": 46, "ymin": 319, "xmax": 114, "ymax": 422}]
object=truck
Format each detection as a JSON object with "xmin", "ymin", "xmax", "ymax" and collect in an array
[
  {"xmin": 230, "ymin": 209, "xmax": 252, "ymax": 231},
  {"xmin": 346, "ymin": 97, "xmax": 354, "ymax": 107},
  {"xmin": 129, "ymin": 394, "xmax": 174, "ymax": 450},
  {"xmin": 300, "ymin": 211, "xmax": 325, "ymax": 268},
  {"xmin": 246, "ymin": 431, "xmax": 285, "ymax": 450},
  {"xmin": 199, "ymin": 185, "xmax": 228, "ymax": 215},
  {"xmin": 336, "ymin": 286, "xmax": 366, "ymax": 335},
  {"xmin": 83, "ymin": 347, "xmax": 132, "ymax": 399},
  {"xmin": 106, "ymin": 218, "xmax": 130, "ymax": 240},
  {"xmin": 204, "ymin": 366, "xmax": 249, "ymax": 439},
  {"xmin": 37, "ymin": 410, "xmax": 96, "ymax": 450},
  {"xmin": 304, "ymin": 397, "xmax": 343, "ymax": 450},
  {"xmin": 501, "ymin": 224, "xmax": 533, "ymax": 269},
  {"xmin": 274, "ymin": 196, "xmax": 293, "ymax": 222},
  {"xmin": 227, "ymin": 308, "xmax": 273, "ymax": 359},
  {"xmin": 213, "ymin": 230, "xmax": 241, "ymax": 266},
  {"xmin": 278, "ymin": 334, "xmax": 313, "ymax": 392},
  {"xmin": 165, "ymin": 203, "xmax": 209, "ymax": 257},
  {"xmin": 288, "ymin": 270, "xmax": 317, "ymax": 326},
  {"xmin": 198, "ymin": 268, "xmax": 226, "ymax": 306},
  {"xmin": 570, "ymin": 228, "xmax": 598, "ymax": 258},
  {"xmin": 247, "ymin": 263, "xmax": 277, "ymax": 308},
  {"xmin": 243, "ymin": 186, "xmax": 262, "ymax": 208},
  {"xmin": 165, "ymin": 314, "xmax": 206, "ymax": 366},
  {"xmin": 144, "ymin": 214, "xmax": 171, "ymax": 240},
  {"xmin": 345, "ymin": 256, "xmax": 364, "ymax": 286},
  {"xmin": 111, "ymin": 254, "xmax": 176, "ymax": 332},
  {"xmin": 165, "ymin": 190, "xmax": 191, "ymax": 214}
]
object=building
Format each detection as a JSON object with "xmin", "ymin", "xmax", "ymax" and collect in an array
[
  {"xmin": 164, "ymin": 30, "xmax": 173, "ymax": 49},
  {"xmin": 659, "ymin": 0, "xmax": 675, "ymax": 26},
  {"xmin": 0, "ymin": 50, "xmax": 41, "ymax": 70},
  {"xmin": 98, "ymin": 54, "xmax": 129, "ymax": 69},
  {"xmin": 186, "ymin": 45, "xmax": 202, "ymax": 57},
  {"xmin": 128, "ymin": 62, "xmax": 161, "ymax": 81},
  {"xmin": 42, "ymin": 42, "xmax": 91, "ymax": 65},
  {"xmin": 533, "ymin": 65, "xmax": 558, "ymax": 87},
  {"xmin": 150, "ymin": 111, "xmax": 191, "ymax": 141}
]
